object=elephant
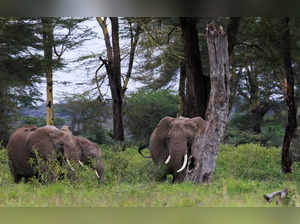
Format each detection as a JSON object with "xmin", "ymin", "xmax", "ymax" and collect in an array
[
  {"xmin": 60, "ymin": 126, "xmax": 104, "ymax": 182},
  {"xmin": 139, "ymin": 116, "xmax": 206, "ymax": 183},
  {"xmin": 7, "ymin": 125, "xmax": 104, "ymax": 184}
]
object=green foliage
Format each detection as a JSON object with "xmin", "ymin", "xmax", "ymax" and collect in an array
[
  {"xmin": 20, "ymin": 116, "xmax": 46, "ymax": 127},
  {"xmin": 57, "ymin": 95, "xmax": 110, "ymax": 144},
  {"xmin": 101, "ymin": 145, "xmax": 158, "ymax": 185},
  {"xmin": 125, "ymin": 89, "xmax": 178, "ymax": 143},
  {"xmin": 225, "ymin": 110, "xmax": 285, "ymax": 147}
]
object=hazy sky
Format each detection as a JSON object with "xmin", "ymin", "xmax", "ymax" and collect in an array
[{"xmin": 39, "ymin": 18, "xmax": 143, "ymax": 104}]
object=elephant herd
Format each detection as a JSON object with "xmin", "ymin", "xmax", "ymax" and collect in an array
[
  {"xmin": 7, "ymin": 125, "xmax": 104, "ymax": 184},
  {"xmin": 7, "ymin": 116, "xmax": 206, "ymax": 185}
]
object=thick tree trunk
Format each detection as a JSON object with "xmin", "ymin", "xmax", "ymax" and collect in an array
[
  {"xmin": 178, "ymin": 62, "xmax": 186, "ymax": 117},
  {"xmin": 180, "ymin": 17, "xmax": 210, "ymax": 119},
  {"xmin": 227, "ymin": 17, "xmax": 241, "ymax": 57},
  {"xmin": 42, "ymin": 18, "xmax": 54, "ymax": 126},
  {"xmin": 97, "ymin": 17, "xmax": 124, "ymax": 142},
  {"xmin": 185, "ymin": 24, "xmax": 230, "ymax": 183},
  {"xmin": 110, "ymin": 17, "xmax": 124, "ymax": 141},
  {"xmin": 0, "ymin": 87, "xmax": 9, "ymax": 146},
  {"xmin": 280, "ymin": 17, "xmax": 297, "ymax": 173}
]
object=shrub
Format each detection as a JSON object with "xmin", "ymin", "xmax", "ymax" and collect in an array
[{"xmin": 125, "ymin": 89, "xmax": 178, "ymax": 143}]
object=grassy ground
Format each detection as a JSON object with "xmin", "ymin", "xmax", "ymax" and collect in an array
[{"xmin": 0, "ymin": 144, "xmax": 299, "ymax": 207}]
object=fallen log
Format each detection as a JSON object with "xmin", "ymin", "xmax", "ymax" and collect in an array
[{"xmin": 264, "ymin": 188, "xmax": 288, "ymax": 205}]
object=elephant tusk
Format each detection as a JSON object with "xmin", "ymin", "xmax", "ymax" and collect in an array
[
  {"xmin": 95, "ymin": 170, "xmax": 100, "ymax": 178},
  {"xmin": 67, "ymin": 159, "xmax": 75, "ymax": 171},
  {"xmin": 78, "ymin": 160, "xmax": 85, "ymax": 168},
  {"xmin": 176, "ymin": 154, "xmax": 188, "ymax": 173},
  {"xmin": 164, "ymin": 155, "xmax": 171, "ymax": 164}
]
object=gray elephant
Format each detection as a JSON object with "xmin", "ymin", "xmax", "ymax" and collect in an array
[
  {"xmin": 139, "ymin": 116, "xmax": 206, "ymax": 183},
  {"xmin": 61, "ymin": 126, "xmax": 104, "ymax": 182},
  {"xmin": 7, "ymin": 125, "xmax": 104, "ymax": 184}
]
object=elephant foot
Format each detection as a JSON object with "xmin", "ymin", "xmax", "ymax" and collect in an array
[
  {"xmin": 156, "ymin": 174, "xmax": 167, "ymax": 182},
  {"xmin": 172, "ymin": 172, "xmax": 185, "ymax": 183},
  {"xmin": 13, "ymin": 174, "xmax": 22, "ymax": 183}
]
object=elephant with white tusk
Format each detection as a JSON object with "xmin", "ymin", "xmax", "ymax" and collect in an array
[
  {"xmin": 60, "ymin": 126, "xmax": 104, "ymax": 184},
  {"xmin": 139, "ymin": 116, "xmax": 206, "ymax": 183},
  {"xmin": 7, "ymin": 125, "xmax": 104, "ymax": 185}
]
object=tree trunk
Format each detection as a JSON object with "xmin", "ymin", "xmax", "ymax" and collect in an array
[
  {"xmin": 96, "ymin": 17, "xmax": 124, "ymax": 142},
  {"xmin": 185, "ymin": 24, "xmax": 230, "ymax": 183},
  {"xmin": 250, "ymin": 105, "xmax": 271, "ymax": 134},
  {"xmin": 42, "ymin": 17, "xmax": 54, "ymax": 126},
  {"xmin": 122, "ymin": 23, "xmax": 140, "ymax": 97},
  {"xmin": 280, "ymin": 17, "xmax": 297, "ymax": 173},
  {"xmin": 178, "ymin": 62, "xmax": 186, "ymax": 117},
  {"xmin": 0, "ymin": 87, "xmax": 9, "ymax": 146},
  {"xmin": 180, "ymin": 17, "xmax": 210, "ymax": 119},
  {"xmin": 110, "ymin": 17, "xmax": 124, "ymax": 141},
  {"xmin": 227, "ymin": 17, "xmax": 241, "ymax": 57}
]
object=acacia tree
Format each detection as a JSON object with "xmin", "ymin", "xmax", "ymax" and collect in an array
[
  {"xmin": 184, "ymin": 24, "xmax": 231, "ymax": 183},
  {"xmin": 41, "ymin": 17, "xmax": 93, "ymax": 125},
  {"xmin": 96, "ymin": 17, "xmax": 141, "ymax": 141},
  {"xmin": 42, "ymin": 18, "xmax": 55, "ymax": 125}
]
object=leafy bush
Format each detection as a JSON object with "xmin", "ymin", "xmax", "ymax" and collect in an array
[
  {"xmin": 82, "ymin": 126, "xmax": 114, "ymax": 145},
  {"xmin": 225, "ymin": 111, "xmax": 285, "ymax": 147},
  {"xmin": 125, "ymin": 89, "xmax": 178, "ymax": 143},
  {"xmin": 101, "ymin": 145, "xmax": 159, "ymax": 185}
]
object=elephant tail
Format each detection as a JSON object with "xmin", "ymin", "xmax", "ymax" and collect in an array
[{"xmin": 138, "ymin": 145, "xmax": 151, "ymax": 158}]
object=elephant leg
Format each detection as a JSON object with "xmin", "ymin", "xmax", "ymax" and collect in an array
[
  {"xmin": 172, "ymin": 171, "xmax": 185, "ymax": 183},
  {"xmin": 156, "ymin": 173, "xmax": 167, "ymax": 182},
  {"xmin": 13, "ymin": 174, "xmax": 22, "ymax": 183},
  {"xmin": 24, "ymin": 176, "xmax": 31, "ymax": 183}
]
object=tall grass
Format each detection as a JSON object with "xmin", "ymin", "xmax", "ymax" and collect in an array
[{"xmin": 0, "ymin": 144, "xmax": 299, "ymax": 207}]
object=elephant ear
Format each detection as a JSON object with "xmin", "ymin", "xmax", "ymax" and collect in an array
[
  {"xmin": 149, "ymin": 116, "xmax": 175, "ymax": 164},
  {"xmin": 191, "ymin": 116, "xmax": 206, "ymax": 135}
]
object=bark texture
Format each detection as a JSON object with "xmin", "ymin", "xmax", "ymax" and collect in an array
[
  {"xmin": 42, "ymin": 18, "xmax": 54, "ymax": 126},
  {"xmin": 184, "ymin": 24, "xmax": 230, "ymax": 183},
  {"xmin": 97, "ymin": 17, "xmax": 124, "ymax": 141},
  {"xmin": 178, "ymin": 62, "xmax": 186, "ymax": 117},
  {"xmin": 180, "ymin": 17, "xmax": 210, "ymax": 119},
  {"xmin": 280, "ymin": 17, "xmax": 297, "ymax": 173}
]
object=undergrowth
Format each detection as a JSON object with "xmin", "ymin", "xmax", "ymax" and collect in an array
[{"xmin": 0, "ymin": 144, "xmax": 299, "ymax": 207}]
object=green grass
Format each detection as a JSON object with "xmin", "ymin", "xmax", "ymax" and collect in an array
[{"xmin": 0, "ymin": 144, "xmax": 299, "ymax": 207}]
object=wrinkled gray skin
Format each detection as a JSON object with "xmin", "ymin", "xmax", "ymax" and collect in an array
[
  {"xmin": 147, "ymin": 116, "xmax": 206, "ymax": 183},
  {"xmin": 7, "ymin": 125, "xmax": 103, "ymax": 184},
  {"xmin": 61, "ymin": 126, "xmax": 104, "ymax": 183}
]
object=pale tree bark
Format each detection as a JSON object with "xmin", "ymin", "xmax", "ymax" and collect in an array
[
  {"xmin": 42, "ymin": 18, "xmax": 54, "ymax": 126},
  {"xmin": 184, "ymin": 24, "xmax": 230, "ymax": 183}
]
